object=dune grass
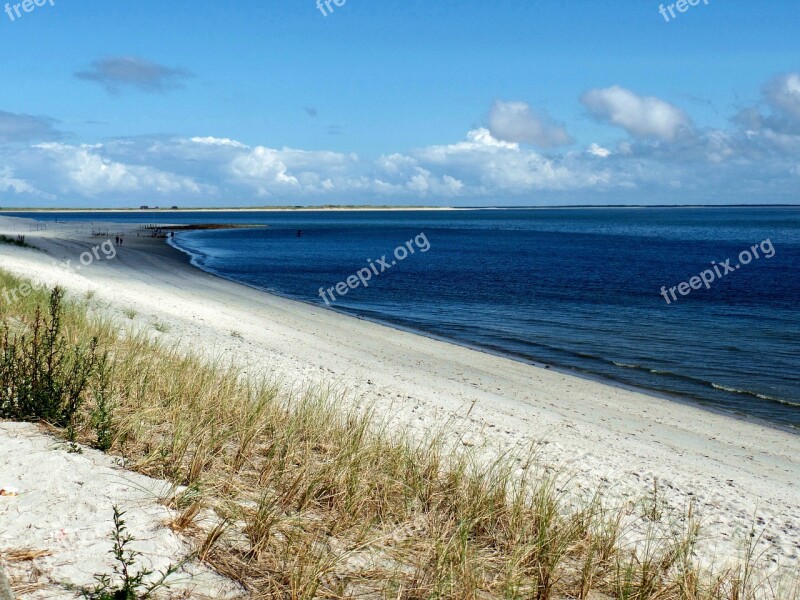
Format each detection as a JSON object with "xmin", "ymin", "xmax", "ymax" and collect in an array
[
  {"xmin": 0, "ymin": 268, "xmax": 797, "ymax": 599},
  {"xmin": 0, "ymin": 234, "xmax": 32, "ymax": 248}
]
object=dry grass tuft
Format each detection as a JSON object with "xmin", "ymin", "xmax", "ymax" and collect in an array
[{"xmin": 3, "ymin": 549, "xmax": 52, "ymax": 562}]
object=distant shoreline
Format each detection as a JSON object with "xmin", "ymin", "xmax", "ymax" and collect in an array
[
  {"xmin": 0, "ymin": 204, "xmax": 798, "ymax": 213},
  {"xmin": 0, "ymin": 206, "xmax": 457, "ymax": 213}
]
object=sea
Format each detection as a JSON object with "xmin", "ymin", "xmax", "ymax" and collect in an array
[{"xmin": 6, "ymin": 207, "xmax": 799, "ymax": 431}]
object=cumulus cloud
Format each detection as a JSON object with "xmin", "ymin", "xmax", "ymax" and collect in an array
[
  {"xmin": 764, "ymin": 72, "xmax": 800, "ymax": 120},
  {"xmin": 108, "ymin": 130, "xmax": 599, "ymax": 201},
  {"xmin": 2, "ymin": 119, "xmax": 797, "ymax": 205},
  {"xmin": 581, "ymin": 86, "xmax": 692, "ymax": 140},
  {"xmin": 411, "ymin": 128, "xmax": 590, "ymax": 192},
  {"xmin": 587, "ymin": 143, "xmax": 612, "ymax": 158},
  {"xmin": 0, "ymin": 111, "xmax": 61, "ymax": 144},
  {"xmin": 32, "ymin": 143, "xmax": 209, "ymax": 198},
  {"xmin": 75, "ymin": 56, "xmax": 193, "ymax": 95},
  {"xmin": 230, "ymin": 146, "xmax": 364, "ymax": 196},
  {"xmin": 730, "ymin": 72, "xmax": 800, "ymax": 139},
  {"xmin": 0, "ymin": 167, "xmax": 50, "ymax": 198},
  {"xmin": 189, "ymin": 136, "xmax": 247, "ymax": 149},
  {"xmin": 231, "ymin": 148, "xmax": 300, "ymax": 190},
  {"xmin": 488, "ymin": 100, "xmax": 573, "ymax": 147}
]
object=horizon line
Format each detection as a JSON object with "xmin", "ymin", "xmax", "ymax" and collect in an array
[{"xmin": 0, "ymin": 203, "xmax": 799, "ymax": 212}]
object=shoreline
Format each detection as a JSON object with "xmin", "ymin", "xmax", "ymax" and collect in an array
[
  {"xmin": 0, "ymin": 215, "xmax": 798, "ymax": 573},
  {"xmin": 166, "ymin": 230, "xmax": 799, "ymax": 436}
]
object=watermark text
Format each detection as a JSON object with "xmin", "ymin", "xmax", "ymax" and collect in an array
[
  {"xmin": 660, "ymin": 239, "xmax": 775, "ymax": 304},
  {"xmin": 4, "ymin": 0, "xmax": 55, "ymax": 23},
  {"xmin": 318, "ymin": 233, "xmax": 430, "ymax": 306},
  {"xmin": 658, "ymin": 0, "xmax": 709, "ymax": 23}
]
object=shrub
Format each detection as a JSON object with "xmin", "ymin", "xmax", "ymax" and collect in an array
[
  {"xmin": 0, "ymin": 234, "xmax": 31, "ymax": 248},
  {"xmin": 0, "ymin": 286, "xmax": 101, "ymax": 434}
]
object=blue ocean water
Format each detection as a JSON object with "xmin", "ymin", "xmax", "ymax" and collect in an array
[{"xmin": 8, "ymin": 207, "xmax": 800, "ymax": 430}]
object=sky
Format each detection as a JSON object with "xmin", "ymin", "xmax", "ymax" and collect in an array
[{"xmin": 0, "ymin": 0, "xmax": 798, "ymax": 207}]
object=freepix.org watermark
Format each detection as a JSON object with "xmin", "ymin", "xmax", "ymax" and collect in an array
[
  {"xmin": 658, "ymin": 0, "xmax": 709, "ymax": 23},
  {"xmin": 1, "ymin": 239, "xmax": 116, "ymax": 306},
  {"xmin": 4, "ymin": 0, "xmax": 55, "ymax": 23},
  {"xmin": 52, "ymin": 238, "xmax": 117, "ymax": 275},
  {"xmin": 318, "ymin": 232, "xmax": 430, "ymax": 306},
  {"xmin": 316, "ymin": 0, "xmax": 346, "ymax": 17},
  {"xmin": 660, "ymin": 239, "xmax": 775, "ymax": 305}
]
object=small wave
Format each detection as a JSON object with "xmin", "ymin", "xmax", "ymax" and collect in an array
[
  {"xmin": 609, "ymin": 361, "xmax": 728, "ymax": 392},
  {"xmin": 710, "ymin": 383, "xmax": 800, "ymax": 408},
  {"xmin": 613, "ymin": 361, "xmax": 641, "ymax": 369}
]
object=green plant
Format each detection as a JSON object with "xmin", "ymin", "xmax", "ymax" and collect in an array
[
  {"xmin": 81, "ymin": 506, "xmax": 180, "ymax": 600},
  {"xmin": 0, "ymin": 286, "xmax": 100, "ymax": 435},
  {"xmin": 641, "ymin": 477, "xmax": 665, "ymax": 522},
  {"xmin": 0, "ymin": 234, "xmax": 32, "ymax": 248}
]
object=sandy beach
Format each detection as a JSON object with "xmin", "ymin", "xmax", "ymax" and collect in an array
[{"xmin": 0, "ymin": 215, "xmax": 798, "ymax": 594}]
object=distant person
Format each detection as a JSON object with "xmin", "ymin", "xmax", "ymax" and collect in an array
[
  {"xmin": 297, "ymin": 230, "xmax": 303, "ymax": 237},
  {"xmin": 115, "ymin": 235, "xmax": 120, "ymax": 245}
]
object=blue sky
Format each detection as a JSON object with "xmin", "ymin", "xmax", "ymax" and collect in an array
[{"xmin": 1, "ymin": 0, "xmax": 798, "ymax": 206}]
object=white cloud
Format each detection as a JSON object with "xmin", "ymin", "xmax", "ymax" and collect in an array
[
  {"xmin": 0, "ymin": 167, "xmax": 50, "ymax": 198},
  {"xmin": 189, "ymin": 136, "xmax": 248, "ymax": 148},
  {"xmin": 488, "ymin": 100, "xmax": 573, "ymax": 147},
  {"xmin": 228, "ymin": 146, "xmax": 360, "ymax": 196},
  {"xmin": 581, "ymin": 86, "xmax": 692, "ymax": 141},
  {"xmin": 587, "ymin": 143, "xmax": 611, "ymax": 158},
  {"xmin": 418, "ymin": 128, "xmax": 520, "ymax": 158},
  {"xmin": 411, "ymin": 128, "xmax": 603, "ymax": 193},
  {"xmin": 33, "ymin": 143, "xmax": 208, "ymax": 198},
  {"xmin": 230, "ymin": 147, "xmax": 300, "ymax": 193},
  {"xmin": 765, "ymin": 72, "xmax": 800, "ymax": 120}
]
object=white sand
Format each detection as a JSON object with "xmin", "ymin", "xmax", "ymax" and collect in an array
[
  {"xmin": 0, "ymin": 216, "xmax": 798, "ymax": 590},
  {"xmin": 0, "ymin": 422, "xmax": 240, "ymax": 599}
]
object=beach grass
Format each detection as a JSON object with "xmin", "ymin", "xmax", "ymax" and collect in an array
[
  {"xmin": 0, "ymin": 268, "xmax": 797, "ymax": 599},
  {"xmin": 0, "ymin": 234, "xmax": 33, "ymax": 248}
]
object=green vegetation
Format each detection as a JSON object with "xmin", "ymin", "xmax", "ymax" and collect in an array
[
  {"xmin": 0, "ymin": 287, "xmax": 101, "ymax": 443},
  {"xmin": 0, "ymin": 267, "xmax": 796, "ymax": 599},
  {"xmin": 80, "ymin": 507, "xmax": 179, "ymax": 600},
  {"xmin": 0, "ymin": 234, "xmax": 33, "ymax": 248}
]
